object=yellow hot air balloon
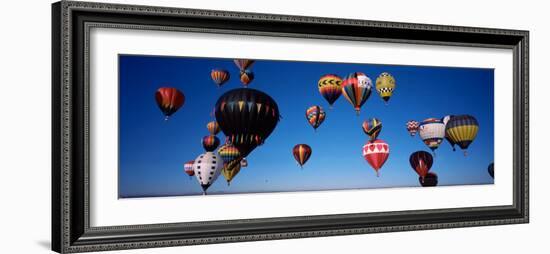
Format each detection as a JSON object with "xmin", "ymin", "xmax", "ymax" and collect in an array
[
  {"xmin": 444, "ymin": 115, "xmax": 479, "ymax": 156},
  {"xmin": 221, "ymin": 159, "xmax": 241, "ymax": 186},
  {"xmin": 375, "ymin": 72, "xmax": 395, "ymax": 104}
]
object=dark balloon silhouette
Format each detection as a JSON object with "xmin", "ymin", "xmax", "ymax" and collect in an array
[
  {"xmin": 488, "ymin": 162, "xmax": 494, "ymax": 178},
  {"xmin": 420, "ymin": 172, "xmax": 438, "ymax": 187},
  {"xmin": 409, "ymin": 151, "xmax": 433, "ymax": 180}
]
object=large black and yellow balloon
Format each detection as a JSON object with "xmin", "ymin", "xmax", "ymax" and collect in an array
[
  {"xmin": 214, "ymin": 88, "xmax": 280, "ymax": 157},
  {"xmin": 444, "ymin": 115, "xmax": 479, "ymax": 155}
]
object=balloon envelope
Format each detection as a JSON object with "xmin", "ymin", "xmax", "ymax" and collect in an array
[
  {"xmin": 292, "ymin": 144, "xmax": 312, "ymax": 168},
  {"xmin": 409, "ymin": 151, "xmax": 433, "ymax": 179},
  {"xmin": 202, "ymin": 135, "xmax": 220, "ymax": 152},
  {"xmin": 211, "ymin": 69, "xmax": 230, "ymax": 87},
  {"xmin": 445, "ymin": 115, "xmax": 479, "ymax": 153},
  {"xmin": 362, "ymin": 118, "xmax": 382, "ymax": 141},
  {"xmin": 305, "ymin": 105, "xmax": 326, "ymax": 131},
  {"xmin": 184, "ymin": 160, "xmax": 195, "ymax": 177},
  {"xmin": 375, "ymin": 72, "xmax": 396, "ymax": 103},
  {"xmin": 362, "ymin": 139, "xmax": 390, "ymax": 176},
  {"xmin": 418, "ymin": 118, "xmax": 445, "ymax": 151},
  {"xmin": 193, "ymin": 152, "xmax": 223, "ymax": 193},
  {"xmin": 318, "ymin": 74, "xmax": 343, "ymax": 107},
  {"xmin": 406, "ymin": 120, "xmax": 419, "ymax": 137},
  {"xmin": 155, "ymin": 87, "xmax": 185, "ymax": 120},
  {"xmin": 341, "ymin": 72, "xmax": 372, "ymax": 114}
]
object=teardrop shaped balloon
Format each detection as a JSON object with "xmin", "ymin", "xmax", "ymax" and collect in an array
[
  {"xmin": 445, "ymin": 115, "xmax": 479, "ymax": 156},
  {"xmin": 184, "ymin": 160, "xmax": 195, "ymax": 177},
  {"xmin": 211, "ymin": 69, "xmax": 230, "ymax": 87},
  {"xmin": 318, "ymin": 74, "xmax": 343, "ymax": 108},
  {"xmin": 217, "ymin": 143, "xmax": 241, "ymax": 165},
  {"xmin": 214, "ymin": 88, "xmax": 280, "ymax": 157},
  {"xmin": 419, "ymin": 172, "xmax": 438, "ymax": 187},
  {"xmin": 206, "ymin": 121, "xmax": 221, "ymax": 135},
  {"xmin": 221, "ymin": 159, "xmax": 241, "ymax": 186},
  {"xmin": 442, "ymin": 115, "xmax": 457, "ymax": 151},
  {"xmin": 488, "ymin": 162, "xmax": 494, "ymax": 179},
  {"xmin": 305, "ymin": 105, "xmax": 326, "ymax": 131},
  {"xmin": 155, "ymin": 87, "xmax": 185, "ymax": 120},
  {"xmin": 418, "ymin": 118, "xmax": 446, "ymax": 152},
  {"xmin": 341, "ymin": 72, "xmax": 372, "ymax": 115},
  {"xmin": 375, "ymin": 72, "xmax": 395, "ymax": 104},
  {"xmin": 292, "ymin": 144, "xmax": 312, "ymax": 168},
  {"xmin": 202, "ymin": 135, "xmax": 220, "ymax": 152},
  {"xmin": 362, "ymin": 139, "xmax": 390, "ymax": 177},
  {"xmin": 193, "ymin": 152, "xmax": 223, "ymax": 194},
  {"xmin": 409, "ymin": 151, "xmax": 433, "ymax": 179},
  {"xmin": 362, "ymin": 118, "xmax": 382, "ymax": 141},
  {"xmin": 239, "ymin": 69, "xmax": 254, "ymax": 87},
  {"xmin": 234, "ymin": 59, "xmax": 254, "ymax": 70},
  {"xmin": 406, "ymin": 120, "xmax": 419, "ymax": 137}
]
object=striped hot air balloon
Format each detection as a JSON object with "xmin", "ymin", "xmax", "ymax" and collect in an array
[
  {"xmin": 184, "ymin": 160, "xmax": 195, "ymax": 178},
  {"xmin": 218, "ymin": 143, "xmax": 241, "ymax": 165},
  {"xmin": 409, "ymin": 151, "xmax": 433, "ymax": 180},
  {"xmin": 318, "ymin": 74, "xmax": 343, "ymax": 108},
  {"xmin": 155, "ymin": 87, "xmax": 185, "ymax": 120},
  {"xmin": 375, "ymin": 72, "xmax": 396, "ymax": 104},
  {"xmin": 362, "ymin": 118, "xmax": 382, "ymax": 141},
  {"xmin": 211, "ymin": 69, "xmax": 230, "ymax": 87},
  {"xmin": 292, "ymin": 144, "xmax": 312, "ymax": 168},
  {"xmin": 202, "ymin": 135, "xmax": 220, "ymax": 152},
  {"xmin": 418, "ymin": 118, "xmax": 446, "ymax": 153},
  {"xmin": 341, "ymin": 72, "xmax": 372, "ymax": 115},
  {"xmin": 206, "ymin": 121, "xmax": 221, "ymax": 135},
  {"xmin": 239, "ymin": 69, "xmax": 254, "ymax": 87},
  {"xmin": 406, "ymin": 120, "xmax": 420, "ymax": 137},
  {"xmin": 221, "ymin": 159, "xmax": 241, "ymax": 186},
  {"xmin": 362, "ymin": 139, "xmax": 390, "ymax": 177},
  {"xmin": 444, "ymin": 115, "xmax": 479, "ymax": 156},
  {"xmin": 234, "ymin": 59, "xmax": 254, "ymax": 70},
  {"xmin": 305, "ymin": 105, "xmax": 326, "ymax": 131}
]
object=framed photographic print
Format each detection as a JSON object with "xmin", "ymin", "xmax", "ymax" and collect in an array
[{"xmin": 52, "ymin": 1, "xmax": 529, "ymax": 253}]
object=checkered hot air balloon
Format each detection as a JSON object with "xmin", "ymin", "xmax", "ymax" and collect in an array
[
  {"xmin": 362, "ymin": 118, "xmax": 382, "ymax": 141},
  {"xmin": 375, "ymin": 72, "xmax": 396, "ymax": 104},
  {"xmin": 211, "ymin": 69, "xmax": 230, "ymax": 87},
  {"xmin": 362, "ymin": 139, "xmax": 390, "ymax": 177},
  {"xmin": 406, "ymin": 120, "xmax": 420, "ymax": 137},
  {"xmin": 292, "ymin": 144, "xmax": 312, "ymax": 168},
  {"xmin": 318, "ymin": 74, "xmax": 343, "ymax": 108},
  {"xmin": 418, "ymin": 118, "xmax": 446, "ymax": 153},
  {"xmin": 155, "ymin": 87, "xmax": 185, "ymax": 120},
  {"xmin": 305, "ymin": 105, "xmax": 326, "ymax": 131},
  {"xmin": 341, "ymin": 72, "xmax": 372, "ymax": 115}
]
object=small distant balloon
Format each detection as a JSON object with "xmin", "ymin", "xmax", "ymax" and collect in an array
[
  {"xmin": 293, "ymin": 144, "xmax": 312, "ymax": 168},
  {"xmin": 155, "ymin": 87, "xmax": 185, "ymax": 120},
  {"xmin": 202, "ymin": 135, "xmax": 220, "ymax": 152},
  {"xmin": 234, "ymin": 59, "xmax": 254, "ymax": 71},
  {"xmin": 239, "ymin": 69, "xmax": 254, "ymax": 87},
  {"xmin": 206, "ymin": 121, "xmax": 221, "ymax": 135},
  {"xmin": 318, "ymin": 74, "xmax": 343, "ymax": 108},
  {"xmin": 362, "ymin": 118, "xmax": 382, "ymax": 141},
  {"xmin": 184, "ymin": 160, "xmax": 195, "ymax": 178},
  {"xmin": 375, "ymin": 72, "xmax": 396, "ymax": 104},
  {"xmin": 211, "ymin": 69, "xmax": 230, "ymax": 87},
  {"xmin": 406, "ymin": 120, "xmax": 419, "ymax": 137},
  {"xmin": 305, "ymin": 105, "xmax": 326, "ymax": 131}
]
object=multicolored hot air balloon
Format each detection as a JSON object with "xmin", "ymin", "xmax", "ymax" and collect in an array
[
  {"xmin": 193, "ymin": 152, "xmax": 223, "ymax": 194},
  {"xmin": 202, "ymin": 135, "xmax": 220, "ymax": 152},
  {"xmin": 218, "ymin": 143, "xmax": 241, "ymax": 165},
  {"xmin": 420, "ymin": 172, "xmax": 438, "ymax": 187},
  {"xmin": 215, "ymin": 88, "xmax": 280, "ymax": 157},
  {"xmin": 341, "ymin": 72, "xmax": 372, "ymax": 115},
  {"xmin": 206, "ymin": 121, "xmax": 221, "ymax": 135},
  {"xmin": 211, "ymin": 69, "xmax": 230, "ymax": 87},
  {"xmin": 362, "ymin": 139, "xmax": 390, "ymax": 177},
  {"xmin": 292, "ymin": 144, "xmax": 312, "ymax": 168},
  {"xmin": 239, "ymin": 69, "xmax": 254, "ymax": 87},
  {"xmin": 318, "ymin": 74, "xmax": 343, "ymax": 108},
  {"xmin": 488, "ymin": 162, "xmax": 494, "ymax": 179},
  {"xmin": 155, "ymin": 87, "xmax": 185, "ymax": 120},
  {"xmin": 362, "ymin": 118, "xmax": 382, "ymax": 141},
  {"xmin": 375, "ymin": 72, "xmax": 396, "ymax": 104},
  {"xmin": 444, "ymin": 115, "xmax": 479, "ymax": 156},
  {"xmin": 305, "ymin": 105, "xmax": 326, "ymax": 131},
  {"xmin": 409, "ymin": 151, "xmax": 433, "ymax": 180},
  {"xmin": 184, "ymin": 160, "xmax": 195, "ymax": 178},
  {"xmin": 222, "ymin": 160, "xmax": 241, "ymax": 186},
  {"xmin": 234, "ymin": 59, "xmax": 254, "ymax": 70},
  {"xmin": 442, "ymin": 115, "xmax": 457, "ymax": 151},
  {"xmin": 418, "ymin": 118, "xmax": 446, "ymax": 152},
  {"xmin": 406, "ymin": 120, "xmax": 420, "ymax": 137}
]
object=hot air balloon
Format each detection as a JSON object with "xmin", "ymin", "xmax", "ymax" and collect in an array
[
  {"xmin": 240, "ymin": 157, "xmax": 248, "ymax": 168},
  {"xmin": 206, "ymin": 121, "xmax": 221, "ymax": 135},
  {"xmin": 211, "ymin": 69, "xmax": 230, "ymax": 87},
  {"xmin": 442, "ymin": 115, "xmax": 457, "ymax": 151},
  {"xmin": 221, "ymin": 160, "xmax": 241, "ymax": 186},
  {"xmin": 375, "ymin": 72, "xmax": 395, "ymax": 104},
  {"xmin": 409, "ymin": 151, "xmax": 433, "ymax": 180},
  {"xmin": 444, "ymin": 115, "xmax": 479, "ymax": 156},
  {"xmin": 184, "ymin": 160, "xmax": 195, "ymax": 178},
  {"xmin": 239, "ymin": 69, "xmax": 254, "ymax": 87},
  {"xmin": 234, "ymin": 59, "xmax": 254, "ymax": 70},
  {"xmin": 418, "ymin": 118, "xmax": 446, "ymax": 152},
  {"xmin": 488, "ymin": 162, "xmax": 494, "ymax": 179},
  {"xmin": 318, "ymin": 74, "xmax": 343, "ymax": 108},
  {"xmin": 292, "ymin": 144, "xmax": 312, "ymax": 168},
  {"xmin": 419, "ymin": 172, "xmax": 438, "ymax": 187},
  {"xmin": 193, "ymin": 152, "xmax": 223, "ymax": 194},
  {"xmin": 362, "ymin": 118, "xmax": 382, "ymax": 141},
  {"xmin": 305, "ymin": 105, "xmax": 326, "ymax": 131},
  {"xmin": 406, "ymin": 120, "xmax": 419, "ymax": 137},
  {"xmin": 362, "ymin": 139, "xmax": 390, "ymax": 177},
  {"xmin": 215, "ymin": 88, "xmax": 280, "ymax": 157},
  {"xmin": 341, "ymin": 72, "xmax": 372, "ymax": 115},
  {"xmin": 155, "ymin": 87, "xmax": 185, "ymax": 120},
  {"xmin": 202, "ymin": 135, "xmax": 220, "ymax": 152},
  {"xmin": 218, "ymin": 143, "xmax": 241, "ymax": 165}
]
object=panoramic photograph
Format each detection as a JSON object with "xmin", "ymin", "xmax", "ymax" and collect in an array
[{"xmin": 118, "ymin": 55, "xmax": 494, "ymax": 198}]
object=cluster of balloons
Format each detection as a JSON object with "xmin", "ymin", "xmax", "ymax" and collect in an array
[
  {"xmin": 318, "ymin": 72, "xmax": 396, "ymax": 115},
  {"xmin": 211, "ymin": 59, "xmax": 255, "ymax": 89},
  {"xmin": 407, "ymin": 115, "xmax": 480, "ymax": 156}
]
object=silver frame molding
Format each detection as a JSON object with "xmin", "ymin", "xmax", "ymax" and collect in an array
[{"xmin": 52, "ymin": 1, "xmax": 529, "ymax": 253}]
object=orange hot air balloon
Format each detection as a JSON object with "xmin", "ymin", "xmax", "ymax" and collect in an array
[
  {"xmin": 155, "ymin": 87, "xmax": 185, "ymax": 120},
  {"xmin": 293, "ymin": 144, "xmax": 312, "ymax": 168},
  {"xmin": 206, "ymin": 121, "xmax": 221, "ymax": 135},
  {"xmin": 362, "ymin": 139, "xmax": 389, "ymax": 177},
  {"xmin": 234, "ymin": 59, "xmax": 254, "ymax": 70},
  {"xmin": 211, "ymin": 69, "xmax": 230, "ymax": 87}
]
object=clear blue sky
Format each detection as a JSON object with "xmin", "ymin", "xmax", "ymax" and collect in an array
[{"xmin": 118, "ymin": 54, "xmax": 494, "ymax": 198}]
